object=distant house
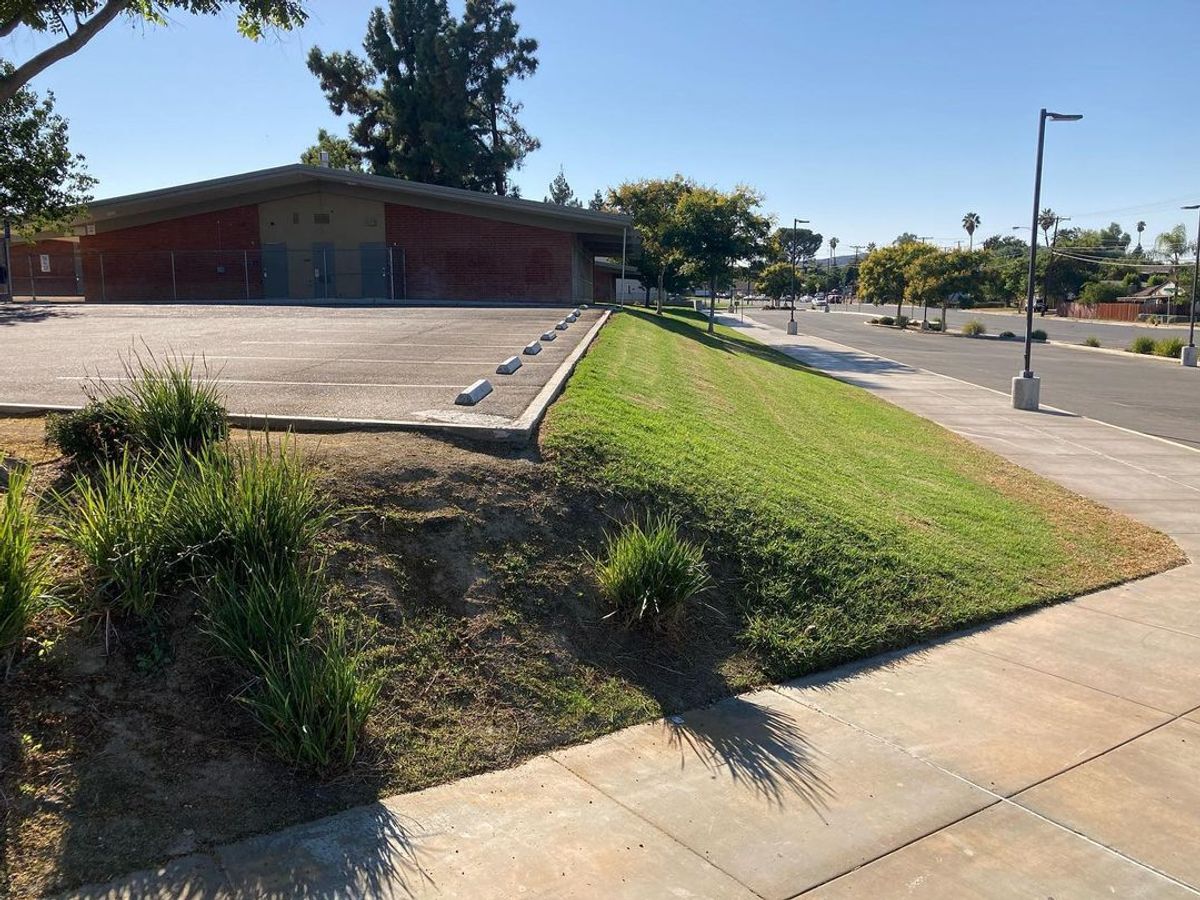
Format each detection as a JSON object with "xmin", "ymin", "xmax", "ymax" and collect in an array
[{"xmin": 1058, "ymin": 281, "xmax": 1187, "ymax": 322}]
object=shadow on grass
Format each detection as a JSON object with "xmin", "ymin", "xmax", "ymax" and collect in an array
[
  {"xmin": 664, "ymin": 695, "xmax": 834, "ymax": 812},
  {"xmin": 624, "ymin": 307, "xmax": 916, "ymax": 381}
]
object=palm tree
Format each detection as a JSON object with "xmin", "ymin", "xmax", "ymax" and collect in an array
[
  {"xmin": 961, "ymin": 212, "xmax": 981, "ymax": 249},
  {"xmin": 1156, "ymin": 224, "xmax": 1189, "ymax": 265},
  {"xmin": 1136, "ymin": 220, "xmax": 1146, "ymax": 250},
  {"xmin": 1037, "ymin": 208, "xmax": 1057, "ymax": 247},
  {"xmin": 829, "ymin": 236, "xmax": 838, "ymax": 269}
]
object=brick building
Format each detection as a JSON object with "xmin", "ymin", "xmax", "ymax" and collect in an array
[{"xmin": 6, "ymin": 165, "xmax": 633, "ymax": 304}]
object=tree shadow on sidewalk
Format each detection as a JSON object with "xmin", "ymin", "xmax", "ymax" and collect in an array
[{"xmin": 662, "ymin": 695, "xmax": 835, "ymax": 813}]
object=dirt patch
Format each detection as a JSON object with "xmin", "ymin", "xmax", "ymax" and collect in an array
[{"xmin": 0, "ymin": 419, "xmax": 754, "ymax": 898}]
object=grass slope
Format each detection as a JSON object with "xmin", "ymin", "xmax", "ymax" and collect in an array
[{"xmin": 542, "ymin": 308, "xmax": 1179, "ymax": 675}]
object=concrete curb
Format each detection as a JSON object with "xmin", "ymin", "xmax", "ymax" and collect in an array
[{"xmin": 511, "ymin": 309, "xmax": 611, "ymax": 436}]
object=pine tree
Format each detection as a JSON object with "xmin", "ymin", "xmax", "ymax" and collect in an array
[
  {"xmin": 588, "ymin": 190, "xmax": 605, "ymax": 210},
  {"xmin": 544, "ymin": 167, "xmax": 581, "ymax": 207},
  {"xmin": 307, "ymin": 0, "xmax": 538, "ymax": 193}
]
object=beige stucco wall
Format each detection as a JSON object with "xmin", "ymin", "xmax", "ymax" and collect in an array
[{"xmin": 258, "ymin": 191, "xmax": 388, "ymax": 299}]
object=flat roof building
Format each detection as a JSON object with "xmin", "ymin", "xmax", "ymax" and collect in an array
[{"xmin": 9, "ymin": 165, "xmax": 634, "ymax": 304}]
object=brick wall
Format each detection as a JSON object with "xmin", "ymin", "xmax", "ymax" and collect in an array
[
  {"xmin": 385, "ymin": 204, "xmax": 575, "ymax": 301},
  {"xmin": 79, "ymin": 205, "xmax": 262, "ymax": 302}
]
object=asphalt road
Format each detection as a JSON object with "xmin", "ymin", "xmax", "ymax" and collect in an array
[
  {"xmin": 749, "ymin": 307, "xmax": 1200, "ymax": 449},
  {"xmin": 0, "ymin": 303, "xmax": 596, "ymax": 423},
  {"xmin": 807, "ymin": 303, "xmax": 1192, "ymax": 348}
]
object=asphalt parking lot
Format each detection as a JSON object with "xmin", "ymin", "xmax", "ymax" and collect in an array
[{"xmin": 0, "ymin": 302, "xmax": 601, "ymax": 428}]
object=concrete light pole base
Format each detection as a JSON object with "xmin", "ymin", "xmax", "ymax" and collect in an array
[
  {"xmin": 1011, "ymin": 374, "xmax": 1040, "ymax": 410},
  {"xmin": 786, "ymin": 320, "xmax": 798, "ymax": 335},
  {"xmin": 1182, "ymin": 345, "xmax": 1197, "ymax": 367}
]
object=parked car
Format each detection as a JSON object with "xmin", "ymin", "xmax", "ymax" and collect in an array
[{"xmin": 812, "ymin": 297, "xmax": 829, "ymax": 310}]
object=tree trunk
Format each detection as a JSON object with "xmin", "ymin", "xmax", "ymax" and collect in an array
[
  {"xmin": 657, "ymin": 272, "xmax": 664, "ymax": 315},
  {"xmin": 708, "ymin": 276, "xmax": 716, "ymax": 333}
]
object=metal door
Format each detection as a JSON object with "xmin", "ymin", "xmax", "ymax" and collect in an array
[
  {"xmin": 262, "ymin": 243, "xmax": 289, "ymax": 300},
  {"xmin": 360, "ymin": 242, "xmax": 390, "ymax": 299},
  {"xmin": 313, "ymin": 242, "xmax": 335, "ymax": 299}
]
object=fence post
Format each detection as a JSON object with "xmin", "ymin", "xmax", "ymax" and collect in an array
[
  {"xmin": 322, "ymin": 247, "xmax": 328, "ymax": 300},
  {"xmin": 401, "ymin": 248, "xmax": 407, "ymax": 300},
  {"xmin": 388, "ymin": 247, "xmax": 395, "ymax": 301},
  {"xmin": 99, "ymin": 252, "xmax": 106, "ymax": 302},
  {"xmin": 28, "ymin": 255, "xmax": 36, "ymax": 301},
  {"xmin": 243, "ymin": 250, "xmax": 250, "ymax": 301},
  {"xmin": 170, "ymin": 251, "xmax": 177, "ymax": 301}
]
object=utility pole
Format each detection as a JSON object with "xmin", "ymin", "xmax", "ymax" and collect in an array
[
  {"xmin": 1, "ymin": 221, "xmax": 11, "ymax": 303},
  {"xmin": 1183, "ymin": 204, "xmax": 1200, "ymax": 366},
  {"xmin": 788, "ymin": 217, "xmax": 809, "ymax": 335}
]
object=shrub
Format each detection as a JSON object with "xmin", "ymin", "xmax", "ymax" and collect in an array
[
  {"xmin": 47, "ymin": 352, "xmax": 227, "ymax": 462},
  {"xmin": 240, "ymin": 623, "xmax": 380, "ymax": 771},
  {"xmin": 999, "ymin": 330, "xmax": 1015, "ymax": 339},
  {"xmin": 171, "ymin": 437, "xmax": 335, "ymax": 576},
  {"xmin": 46, "ymin": 401, "xmax": 139, "ymax": 464},
  {"xmin": 878, "ymin": 316, "xmax": 895, "ymax": 326},
  {"xmin": 895, "ymin": 315, "xmax": 910, "ymax": 328},
  {"xmin": 927, "ymin": 321, "xmax": 943, "ymax": 332},
  {"xmin": 1079, "ymin": 281, "xmax": 1125, "ymax": 306},
  {"xmin": 1128, "ymin": 336, "xmax": 1156, "ymax": 355},
  {"xmin": 1154, "ymin": 338, "xmax": 1185, "ymax": 359},
  {"xmin": 590, "ymin": 515, "xmax": 711, "ymax": 629},
  {"xmin": 1031, "ymin": 329, "xmax": 1048, "ymax": 342},
  {"xmin": 1083, "ymin": 336, "xmax": 1101, "ymax": 348},
  {"xmin": 1, "ymin": 466, "xmax": 50, "ymax": 656},
  {"xmin": 57, "ymin": 453, "xmax": 180, "ymax": 618},
  {"xmin": 205, "ymin": 564, "xmax": 322, "ymax": 671},
  {"xmin": 962, "ymin": 319, "xmax": 986, "ymax": 336},
  {"xmin": 868, "ymin": 317, "xmax": 880, "ymax": 324}
]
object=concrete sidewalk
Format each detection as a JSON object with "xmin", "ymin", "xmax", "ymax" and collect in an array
[{"xmin": 67, "ymin": 317, "xmax": 1200, "ymax": 899}]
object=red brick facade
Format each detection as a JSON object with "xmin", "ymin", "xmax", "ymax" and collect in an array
[
  {"xmin": 7, "ymin": 239, "xmax": 81, "ymax": 297},
  {"xmin": 79, "ymin": 205, "xmax": 262, "ymax": 301},
  {"xmin": 385, "ymin": 204, "xmax": 575, "ymax": 301}
]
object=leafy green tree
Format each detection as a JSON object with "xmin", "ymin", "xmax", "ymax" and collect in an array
[
  {"xmin": 0, "ymin": 64, "xmax": 95, "ymax": 238},
  {"xmin": 894, "ymin": 232, "xmax": 920, "ymax": 245},
  {"xmin": 858, "ymin": 242, "xmax": 935, "ymax": 317},
  {"xmin": 961, "ymin": 211, "xmax": 981, "ymax": 249},
  {"xmin": 544, "ymin": 167, "xmax": 581, "ymax": 207},
  {"xmin": 756, "ymin": 260, "xmax": 796, "ymax": 300},
  {"xmin": 666, "ymin": 185, "xmax": 770, "ymax": 332},
  {"xmin": 307, "ymin": 0, "xmax": 538, "ymax": 194},
  {"xmin": 1078, "ymin": 281, "xmax": 1124, "ymax": 306},
  {"xmin": 905, "ymin": 249, "xmax": 986, "ymax": 326},
  {"xmin": 300, "ymin": 128, "xmax": 364, "ymax": 171},
  {"xmin": 0, "ymin": 1, "xmax": 308, "ymax": 105},
  {"xmin": 770, "ymin": 226, "xmax": 822, "ymax": 267},
  {"xmin": 609, "ymin": 175, "xmax": 695, "ymax": 313}
]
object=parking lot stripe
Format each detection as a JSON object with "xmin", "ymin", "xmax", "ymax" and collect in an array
[
  {"xmin": 208, "ymin": 355, "xmax": 551, "ymax": 365},
  {"xmin": 54, "ymin": 376, "xmax": 464, "ymax": 389},
  {"xmin": 240, "ymin": 340, "xmax": 533, "ymax": 348}
]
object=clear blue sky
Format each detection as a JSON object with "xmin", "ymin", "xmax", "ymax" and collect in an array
[{"xmin": 5, "ymin": 0, "xmax": 1199, "ymax": 250}]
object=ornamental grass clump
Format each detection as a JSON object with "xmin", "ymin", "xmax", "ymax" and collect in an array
[
  {"xmin": 57, "ymin": 453, "xmax": 182, "ymax": 618},
  {"xmin": 962, "ymin": 319, "xmax": 986, "ymax": 336},
  {"xmin": 1128, "ymin": 336, "xmax": 1156, "ymax": 355},
  {"xmin": 1154, "ymin": 337, "xmax": 1185, "ymax": 359},
  {"xmin": 238, "ymin": 622, "xmax": 380, "ymax": 772},
  {"xmin": 204, "ymin": 563, "xmax": 322, "ymax": 672},
  {"xmin": 590, "ymin": 515, "xmax": 711, "ymax": 629},
  {"xmin": 1, "ymin": 467, "xmax": 50, "ymax": 658}
]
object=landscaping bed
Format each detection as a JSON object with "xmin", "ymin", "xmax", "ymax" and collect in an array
[{"xmin": 1, "ymin": 309, "xmax": 1183, "ymax": 897}]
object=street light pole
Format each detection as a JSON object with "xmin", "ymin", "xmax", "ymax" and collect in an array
[
  {"xmin": 788, "ymin": 217, "xmax": 809, "ymax": 335},
  {"xmin": 1182, "ymin": 204, "xmax": 1200, "ymax": 367},
  {"xmin": 1012, "ymin": 108, "xmax": 1082, "ymax": 411}
]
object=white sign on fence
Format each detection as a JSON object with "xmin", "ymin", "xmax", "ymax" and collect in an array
[{"xmin": 39, "ymin": 254, "xmax": 50, "ymax": 273}]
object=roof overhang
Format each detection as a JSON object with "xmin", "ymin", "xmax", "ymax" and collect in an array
[{"xmin": 72, "ymin": 165, "xmax": 636, "ymax": 245}]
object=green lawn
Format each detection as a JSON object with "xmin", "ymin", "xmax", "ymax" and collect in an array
[{"xmin": 542, "ymin": 308, "xmax": 1180, "ymax": 676}]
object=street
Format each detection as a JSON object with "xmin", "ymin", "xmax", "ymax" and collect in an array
[{"xmin": 749, "ymin": 307, "xmax": 1200, "ymax": 449}]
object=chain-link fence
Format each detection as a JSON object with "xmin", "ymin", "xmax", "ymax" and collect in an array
[{"xmin": 2, "ymin": 247, "xmax": 410, "ymax": 303}]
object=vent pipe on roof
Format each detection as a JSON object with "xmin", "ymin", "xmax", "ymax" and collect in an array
[{"xmin": 319, "ymin": 150, "xmax": 330, "ymax": 168}]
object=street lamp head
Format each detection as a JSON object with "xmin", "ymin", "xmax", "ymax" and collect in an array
[
  {"xmin": 1046, "ymin": 112, "xmax": 1083, "ymax": 122},
  {"xmin": 1182, "ymin": 204, "xmax": 1200, "ymax": 211}
]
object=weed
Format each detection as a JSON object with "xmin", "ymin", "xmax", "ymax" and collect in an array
[
  {"xmin": 1083, "ymin": 336, "xmax": 1101, "ymax": 348},
  {"xmin": 962, "ymin": 319, "xmax": 986, "ymax": 336},
  {"xmin": 1154, "ymin": 338, "xmax": 1185, "ymax": 359},
  {"xmin": 1128, "ymin": 336, "xmax": 1156, "ymax": 354}
]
